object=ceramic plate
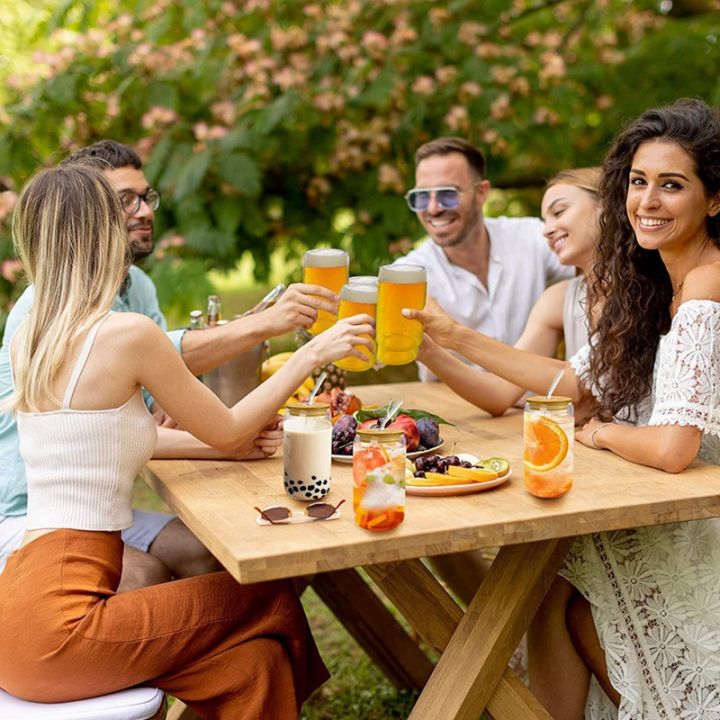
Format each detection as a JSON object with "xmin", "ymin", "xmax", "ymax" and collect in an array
[
  {"xmin": 332, "ymin": 440, "xmax": 445, "ymax": 464},
  {"xmin": 405, "ymin": 469, "xmax": 512, "ymax": 497}
]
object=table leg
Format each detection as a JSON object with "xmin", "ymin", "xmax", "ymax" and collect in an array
[
  {"xmin": 403, "ymin": 538, "xmax": 573, "ymax": 720},
  {"xmin": 311, "ymin": 569, "xmax": 434, "ymax": 690},
  {"xmin": 366, "ymin": 558, "xmax": 550, "ymax": 718}
]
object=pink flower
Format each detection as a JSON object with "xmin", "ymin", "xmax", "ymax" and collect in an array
[
  {"xmin": 1, "ymin": 260, "xmax": 23, "ymax": 284},
  {"xmin": 489, "ymin": 93, "xmax": 511, "ymax": 120},
  {"xmin": 444, "ymin": 105, "xmax": 469, "ymax": 132},
  {"xmin": 378, "ymin": 164, "xmax": 404, "ymax": 194},
  {"xmin": 435, "ymin": 66, "xmax": 457, "ymax": 84},
  {"xmin": 0, "ymin": 191, "xmax": 18, "ymax": 223},
  {"xmin": 411, "ymin": 76, "xmax": 436, "ymax": 95}
]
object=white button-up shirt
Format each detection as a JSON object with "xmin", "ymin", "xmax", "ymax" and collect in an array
[{"xmin": 395, "ymin": 216, "xmax": 573, "ymax": 380}]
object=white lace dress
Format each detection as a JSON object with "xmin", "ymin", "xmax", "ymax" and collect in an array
[{"xmin": 564, "ymin": 299, "xmax": 720, "ymax": 720}]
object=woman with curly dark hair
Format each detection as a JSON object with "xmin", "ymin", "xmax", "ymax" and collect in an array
[{"xmin": 406, "ymin": 98, "xmax": 720, "ymax": 719}]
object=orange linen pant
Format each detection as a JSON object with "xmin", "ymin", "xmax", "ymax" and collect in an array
[{"xmin": 0, "ymin": 529, "xmax": 329, "ymax": 719}]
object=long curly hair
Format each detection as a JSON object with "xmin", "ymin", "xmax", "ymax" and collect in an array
[{"xmin": 586, "ymin": 98, "xmax": 720, "ymax": 420}]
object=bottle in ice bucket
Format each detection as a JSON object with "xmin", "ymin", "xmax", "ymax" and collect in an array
[
  {"xmin": 283, "ymin": 402, "xmax": 332, "ymax": 501},
  {"xmin": 207, "ymin": 295, "xmax": 222, "ymax": 327},
  {"xmin": 523, "ymin": 396, "xmax": 574, "ymax": 498},
  {"xmin": 353, "ymin": 428, "xmax": 406, "ymax": 531}
]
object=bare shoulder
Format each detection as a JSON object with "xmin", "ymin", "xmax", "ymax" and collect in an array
[
  {"xmin": 102, "ymin": 313, "xmax": 165, "ymax": 350},
  {"xmin": 530, "ymin": 280, "xmax": 570, "ymax": 318},
  {"xmin": 681, "ymin": 261, "xmax": 720, "ymax": 303}
]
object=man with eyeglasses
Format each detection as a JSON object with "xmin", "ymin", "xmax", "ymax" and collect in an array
[
  {"xmin": 398, "ymin": 137, "xmax": 572, "ymax": 383},
  {"xmin": 0, "ymin": 139, "xmax": 339, "ymax": 590}
]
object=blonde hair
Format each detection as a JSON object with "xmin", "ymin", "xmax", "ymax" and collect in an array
[
  {"xmin": 547, "ymin": 167, "xmax": 602, "ymax": 196},
  {"xmin": 8, "ymin": 163, "xmax": 130, "ymax": 412}
]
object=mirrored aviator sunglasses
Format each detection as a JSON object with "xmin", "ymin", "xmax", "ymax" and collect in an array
[
  {"xmin": 255, "ymin": 499, "xmax": 346, "ymax": 526},
  {"xmin": 404, "ymin": 186, "xmax": 461, "ymax": 212}
]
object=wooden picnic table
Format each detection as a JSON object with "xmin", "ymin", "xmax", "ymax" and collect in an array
[{"xmin": 144, "ymin": 382, "xmax": 720, "ymax": 720}]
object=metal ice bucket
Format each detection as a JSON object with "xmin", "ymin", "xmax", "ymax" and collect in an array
[
  {"xmin": 203, "ymin": 340, "xmax": 269, "ymax": 407},
  {"xmin": 201, "ymin": 284, "xmax": 284, "ymax": 407}
]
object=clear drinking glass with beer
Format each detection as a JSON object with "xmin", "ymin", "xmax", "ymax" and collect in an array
[
  {"xmin": 376, "ymin": 264, "xmax": 427, "ymax": 365},
  {"xmin": 334, "ymin": 283, "xmax": 377, "ymax": 372},
  {"xmin": 303, "ymin": 249, "xmax": 349, "ymax": 335}
]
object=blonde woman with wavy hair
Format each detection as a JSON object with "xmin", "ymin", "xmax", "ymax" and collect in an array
[
  {"xmin": 9, "ymin": 162, "xmax": 130, "ymax": 412},
  {"xmin": 0, "ymin": 163, "xmax": 375, "ymax": 718}
]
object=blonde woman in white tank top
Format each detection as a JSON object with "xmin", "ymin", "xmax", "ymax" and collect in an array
[
  {"xmin": 416, "ymin": 168, "xmax": 601, "ymax": 423},
  {"xmin": 0, "ymin": 163, "xmax": 374, "ymax": 717}
]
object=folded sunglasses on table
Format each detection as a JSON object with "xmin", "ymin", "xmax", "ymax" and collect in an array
[{"xmin": 255, "ymin": 499, "xmax": 346, "ymax": 525}]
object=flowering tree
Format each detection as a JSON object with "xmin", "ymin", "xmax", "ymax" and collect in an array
[{"xmin": 0, "ymin": 0, "xmax": 718, "ymax": 321}]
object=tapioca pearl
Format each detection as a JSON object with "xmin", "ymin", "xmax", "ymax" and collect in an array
[
  {"xmin": 300, "ymin": 485, "xmax": 306, "ymax": 491},
  {"xmin": 311, "ymin": 475, "xmax": 317, "ymax": 481},
  {"xmin": 307, "ymin": 484, "xmax": 315, "ymax": 491}
]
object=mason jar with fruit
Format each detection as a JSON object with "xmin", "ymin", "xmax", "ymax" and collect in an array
[
  {"xmin": 523, "ymin": 396, "xmax": 574, "ymax": 498},
  {"xmin": 352, "ymin": 429, "xmax": 406, "ymax": 531}
]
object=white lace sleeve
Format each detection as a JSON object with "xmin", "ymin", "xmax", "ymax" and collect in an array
[
  {"xmin": 568, "ymin": 343, "xmax": 600, "ymax": 398},
  {"xmin": 649, "ymin": 299, "xmax": 720, "ymax": 436}
]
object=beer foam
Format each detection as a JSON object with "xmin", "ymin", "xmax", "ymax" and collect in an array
[
  {"xmin": 378, "ymin": 263, "xmax": 427, "ymax": 284},
  {"xmin": 303, "ymin": 248, "xmax": 349, "ymax": 267},
  {"xmin": 349, "ymin": 275, "xmax": 378, "ymax": 285},
  {"xmin": 340, "ymin": 283, "xmax": 377, "ymax": 304}
]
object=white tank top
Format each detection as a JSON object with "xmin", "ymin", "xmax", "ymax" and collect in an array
[{"xmin": 15, "ymin": 313, "xmax": 157, "ymax": 531}]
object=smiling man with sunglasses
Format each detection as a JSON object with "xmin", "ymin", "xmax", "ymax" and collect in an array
[{"xmin": 397, "ymin": 137, "xmax": 572, "ymax": 382}]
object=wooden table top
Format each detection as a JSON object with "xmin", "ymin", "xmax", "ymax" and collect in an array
[{"xmin": 143, "ymin": 382, "xmax": 720, "ymax": 584}]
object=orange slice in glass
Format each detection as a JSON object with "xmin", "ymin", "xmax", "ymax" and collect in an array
[{"xmin": 524, "ymin": 416, "xmax": 569, "ymax": 473}]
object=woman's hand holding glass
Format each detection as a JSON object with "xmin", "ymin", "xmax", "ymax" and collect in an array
[
  {"xmin": 304, "ymin": 314, "xmax": 375, "ymax": 368},
  {"xmin": 401, "ymin": 296, "xmax": 460, "ymax": 348}
]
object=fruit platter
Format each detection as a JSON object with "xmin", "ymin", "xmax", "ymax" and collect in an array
[
  {"xmin": 331, "ymin": 401, "xmax": 450, "ymax": 462},
  {"xmin": 405, "ymin": 453, "xmax": 512, "ymax": 496}
]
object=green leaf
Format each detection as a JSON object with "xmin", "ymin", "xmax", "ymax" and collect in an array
[
  {"xmin": 146, "ymin": 82, "xmax": 179, "ymax": 111},
  {"xmin": 174, "ymin": 149, "xmax": 211, "ymax": 200},
  {"xmin": 217, "ymin": 152, "xmax": 261, "ymax": 196},
  {"xmin": 212, "ymin": 196, "xmax": 243, "ymax": 234},
  {"xmin": 354, "ymin": 404, "xmax": 453, "ymax": 425}
]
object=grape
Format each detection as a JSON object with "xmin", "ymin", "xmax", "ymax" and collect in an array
[
  {"xmin": 461, "ymin": 461, "xmax": 472, "ymax": 468},
  {"xmin": 414, "ymin": 471, "xmax": 426, "ymax": 478}
]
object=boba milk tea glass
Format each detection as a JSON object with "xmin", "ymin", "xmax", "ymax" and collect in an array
[
  {"xmin": 334, "ymin": 283, "xmax": 377, "ymax": 372},
  {"xmin": 303, "ymin": 249, "xmax": 349, "ymax": 335},
  {"xmin": 283, "ymin": 401, "xmax": 332, "ymax": 501},
  {"xmin": 376, "ymin": 264, "xmax": 427, "ymax": 365}
]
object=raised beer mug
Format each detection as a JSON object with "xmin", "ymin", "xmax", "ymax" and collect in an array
[
  {"xmin": 303, "ymin": 248, "xmax": 349, "ymax": 335},
  {"xmin": 283, "ymin": 401, "xmax": 332, "ymax": 501},
  {"xmin": 376, "ymin": 264, "xmax": 427, "ymax": 365},
  {"xmin": 334, "ymin": 283, "xmax": 377, "ymax": 372}
]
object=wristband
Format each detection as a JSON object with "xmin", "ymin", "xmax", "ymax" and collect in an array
[{"xmin": 590, "ymin": 423, "xmax": 610, "ymax": 450}]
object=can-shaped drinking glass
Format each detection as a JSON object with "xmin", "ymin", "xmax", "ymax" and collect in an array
[
  {"xmin": 376, "ymin": 264, "xmax": 427, "ymax": 365},
  {"xmin": 283, "ymin": 401, "xmax": 332, "ymax": 501},
  {"xmin": 302, "ymin": 249, "xmax": 349, "ymax": 335},
  {"xmin": 352, "ymin": 428, "xmax": 406, "ymax": 531},
  {"xmin": 523, "ymin": 396, "xmax": 574, "ymax": 498},
  {"xmin": 334, "ymin": 283, "xmax": 377, "ymax": 372}
]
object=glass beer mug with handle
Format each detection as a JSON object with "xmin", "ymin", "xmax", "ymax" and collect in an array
[
  {"xmin": 376, "ymin": 264, "xmax": 427, "ymax": 365},
  {"xmin": 334, "ymin": 283, "xmax": 377, "ymax": 372},
  {"xmin": 303, "ymin": 248, "xmax": 349, "ymax": 335}
]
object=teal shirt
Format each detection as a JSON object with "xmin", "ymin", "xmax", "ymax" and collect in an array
[{"xmin": 0, "ymin": 266, "xmax": 186, "ymax": 516}]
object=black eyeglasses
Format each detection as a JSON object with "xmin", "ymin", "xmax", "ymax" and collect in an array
[
  {"xmin": 119, "ymin": 189, "xmax": 161, "ymax": 214},
  {"xmin": 255, "ymin": 499, "xmax": 346, "ymax": 526},
  {"xmin": 404, "ymin": 183, "xmax": 480, "ymax": 212}
]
